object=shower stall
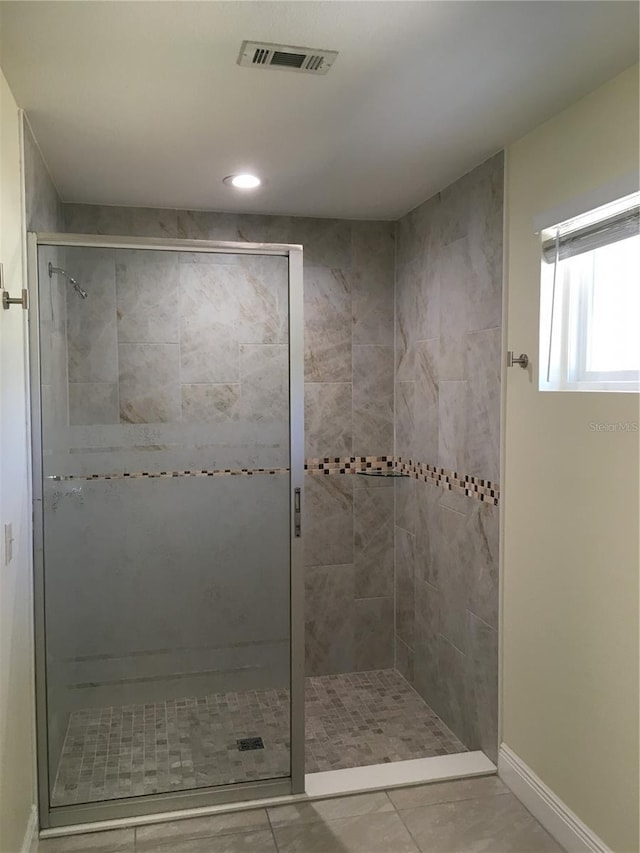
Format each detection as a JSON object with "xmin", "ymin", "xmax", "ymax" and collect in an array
[
  {"xmin": 29, "ymin": 194, "xmax": 500, "ymax": 832},
  {"xmin": 29, "ymin": 233, "xmax": 305, "ymax": 827}
]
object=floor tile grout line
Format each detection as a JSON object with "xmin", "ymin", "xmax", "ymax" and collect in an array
[
  {"xmin": 269, "ymin": 816, "xmax": 283, "ymax": 853},
  {"xmin": 391, "ymin": 798, "xmax": 427, "ymax": 853},
  {"xmin": 390, "ymin": 789, "xmax": 517, "ymax": 814}
]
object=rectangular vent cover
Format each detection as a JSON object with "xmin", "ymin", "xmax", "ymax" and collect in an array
[{"xmin": 238, "ymin": 41, "xmax": 338, "ymax": 75}]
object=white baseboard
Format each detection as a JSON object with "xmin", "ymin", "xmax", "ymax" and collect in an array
[
  {"xmin": 20, "ymin": 805, "xmax": 38, "ymax": 853},
  {"xmin": 498, "ymin": 744, "xmax": 611, "ymax": 853}
]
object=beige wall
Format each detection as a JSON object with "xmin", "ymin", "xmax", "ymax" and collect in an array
[
  {"xmin": 502, "ymin": 65, "xmax": 639, "ymax": 852},
  {"xmin": 0, "ymin": 68, "xmax": 37, "ymax": 853}
]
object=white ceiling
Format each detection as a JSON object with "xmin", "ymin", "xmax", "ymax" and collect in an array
[{"xmin": 0, "ymin": 1, "xmax": 637, "ymax": 220}]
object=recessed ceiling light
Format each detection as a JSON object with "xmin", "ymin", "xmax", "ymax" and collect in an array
[{"xmin": 223, "ymin": 174, "xmax": 261, "ymax": 189}]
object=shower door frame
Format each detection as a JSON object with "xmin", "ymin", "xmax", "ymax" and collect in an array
[{"xmin": 28, "ymin": 232, "xmax": 305, "ymax": 829}]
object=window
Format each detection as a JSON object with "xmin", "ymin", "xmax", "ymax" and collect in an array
[{"xmin": 539, "ymin": 191, "xmax": 640, "ymax": 392}]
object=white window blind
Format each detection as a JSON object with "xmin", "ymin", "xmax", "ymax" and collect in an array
[{"xmin": 539, "ymin": 191, "xmax": 640, "ymax": 393}]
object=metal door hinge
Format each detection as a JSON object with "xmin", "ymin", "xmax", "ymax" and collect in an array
[{"xmin": 0, "ymin": 263, "xmax": 28, "ymax": 310}]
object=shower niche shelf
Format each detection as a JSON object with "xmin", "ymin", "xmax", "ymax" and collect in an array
[{"xmin": 356, "ymin": 470, "xmax": 409, "ymax": 478}]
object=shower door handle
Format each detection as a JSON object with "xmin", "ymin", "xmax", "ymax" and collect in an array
[{"xmin": 294, "ymin": 487, "xmax": 302, "ymax": 538}]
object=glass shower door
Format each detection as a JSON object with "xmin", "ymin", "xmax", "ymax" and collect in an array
[{"xmin": 32, "ymin": 239, "xmax": 302, "ymax": 821}]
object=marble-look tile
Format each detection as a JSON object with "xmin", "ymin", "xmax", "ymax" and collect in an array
[
  {"xmin": 64, "ymin": 203, "xmax": 178, "ymax": 237},
  {"xmin": 287, "ymin": 217, "xmax": 352, "ymax": 270},
  {"xmin": 272, "ymin": 811, "xmax": 419, "ymax": 853},
  {"xmin": 178, "ymin": 250, "xmax": 242, "ymax": 266},
  {"xmin": 135, "ymin": 810, "xmax": 269, "ymax": 846},
  {"xmin": 66, "ymin": 248, "xmax": 118, "ymax": 383},
  {"xmin": 395, "ymin": 635, "xmax": 415, "ymax": 683},
  {"xmin": 176, "ymin": 253, "xmax": 288, "ymax": 345},
  {"xmin": 415, "ymin": 482, "xmax": 441, "ymax": 587},
  {"xmin": 37, "ymin": 827, "xmax": 134, "ymax": 852},
  {"xmin": 175, "ymin": 210, "xmax": 241, "ymax": 241},
  {"xmin": 436, "ymin": 505, "xmax": 470, "ymax": 653},
  {"xmin": 398, "ymin": 792, "xmax": 563, "ymax": 853},
  {"xmin": 38, "ymin": 246, "xmax": 69, "ymax": 422},
  {"xmin": 413, "ymin": 577, "xmax": 440, "ymax": 709},
  {"xmin": 179, "ymin": 263, "xmax": 239, "ymax": 383},
  {"xmin": 395, "ymin": 475, "xmax": 417, "ymax": 536},
  {"xmin": 438, "ymin": 380, "xmax": 467, "ymax": 473},
  {"xmin": 354, "ymin": 485, "xmax": 394, "ymax": 598},
  {"xmin": 416, "ymin": 209, "xmax": 441, "ymax": 343},
  {"xmin": 467, "ymin": 153, "xmax": 505, "ymax": 333},
  {"xmin": 181, "ymin": 384, "xmax": 240, "ymax": 423},
  {"xmin": 465, "ymin": 612, "xmax": 499, "ymax": 762},
  {"xmin": 239, "ymin": 344, "xmax": 288, "ymax": 424},
  {"xmin": 68, "ymin": 383, "xmax": 118, "ymax": 426},
  {"xmin": 416, "ymin": 339, "xmax": 440, "ymax": 409},
  {"xmin": 119, "ymin": 343, "xmax": 180, "ymax": 423},
  {"xmin": 466, "ymin": 327, "xmax": 501, "ymax": 483},
  {"xmin": 352, "ymin": 345, "xmax": 394, "ymax": 457},
  {"xmin": 235, "ymin": 255, "xmax": 289, "ymax": 345},
  {"xmin": 234, "ymin": 213, "xmax": 294, "ymax": 246},
  {"xmin": 305, "ymin": 564, "xmax": 355, "ymax": 676},
  {"xmin": 388, "ymin": 775, "xmax": 509, "ymax": 810},
  {"xmin": 40, "ymin": 384, "xmax": 63, "ymax": 433},
  {"xmin": 396, "ymin": 381, "xmax": 415, "ymax": 461},
  {"xmin": 438, "ymin": 237, "xmax": 469, "ymax": 381},
  {"xmin": 115, "ymin": 251, "xmax": 179, "ymax": 343},
  {"xmin": 395, "ymin": 261, "xmax": 419, "ymax": 382},
  {"xmin": 438, "ymin": 173, "xmax": 471, "ymax": 247},
  {"xmin": 466, "ymin": 500, "xmax": 499, "ymax": 629},
  {"xmin": 304, "ymin": 475, "xmax": 354, "ymax": 567},
  {"xmin": 438, "ymin": 485, "xmax": 470, "ymax": 516},
  {"xmin": 396, "ymin": 204, "xmax": 429, "ymax": 271},
  {"xmin": 414, "ymin": 338, "xmax": 439, "ymax": 463},
  {"xmin": 304, "ymin": 266, "xmax": 351, "ymax": 382},
  {"xmin": 268, "ymin": 791, "xmax": 393, "ymax": 826},
  {"xmin": 304, "ymin": 383, "xmax": 352, "ymax": 457},
  {"xmin": 351, "ymin": 222, "xmax": 395, "ymax": 346},
  {"xmin": 467, "ymin": 231, "xmax": 503, "ymax": 335},
  {"xmin": 354, "ymin": 597, "xmax": 394, "ymax": 670},
  {"xmin": 143, "ymin": 830, "xmax": 278, "ymax": 853},
  {"xmin": 38, "ymin": 247, "xmax": 67, "ymax": 379},
  {"xmin": 395, "ymin": 526, "xmax": 416, "ymax": 648},
  {"xmin": 436, "ymin": 634, "xmax": 468, "ymax": 745},
  {"xmin": 23, "ymin": 118, "xmax": 63, "ymax": 232}
]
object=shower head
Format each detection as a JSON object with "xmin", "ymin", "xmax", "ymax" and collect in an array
[{"xmin": 48, "ymin": 262, "xmax": 88, "ymax": 299}]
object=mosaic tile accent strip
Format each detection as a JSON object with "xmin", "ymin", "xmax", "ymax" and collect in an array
[
  {"xmin": 395, "ymin": 457, "xmax": 500, "ymax": 505},
  {"xmin": 45, "ymin": 455, "xmax": 498, "ymax": 503},
  {"xmin": 304, "ymin": 455, "xmax": 499, "ymax": 505},
  {"xmin": 51, "ymin": 669, "xmax": 465, "ymax": 806},
  {"xmin": 46, "ymin": 468, "xmax": 289, "ymax": 482},
  {"xmin": 304, "ymin": 455, "xmax": 394, "ymax": 475}
]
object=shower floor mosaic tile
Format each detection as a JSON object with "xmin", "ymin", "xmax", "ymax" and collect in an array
[{"xmin": 51, "ymin": 669, "xmax": 466, "ymax": 806}]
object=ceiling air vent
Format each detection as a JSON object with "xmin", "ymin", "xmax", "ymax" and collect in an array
[{"xmin": 237, "ymin": 41, "xmax": 338, "ymax": 75}]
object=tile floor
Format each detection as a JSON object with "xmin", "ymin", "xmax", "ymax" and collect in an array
[
  {"xmin": 52, "ymin": 670, "xmax": 465, "ymax": 806},
  {"xmin": 37, "ymin": 776, "xmax": 566, "ymax": 852}
]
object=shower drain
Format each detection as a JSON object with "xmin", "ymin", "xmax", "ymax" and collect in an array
[{"xmin": 236, "ymin": 736, "xmax": 264, "ymax": 751}]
